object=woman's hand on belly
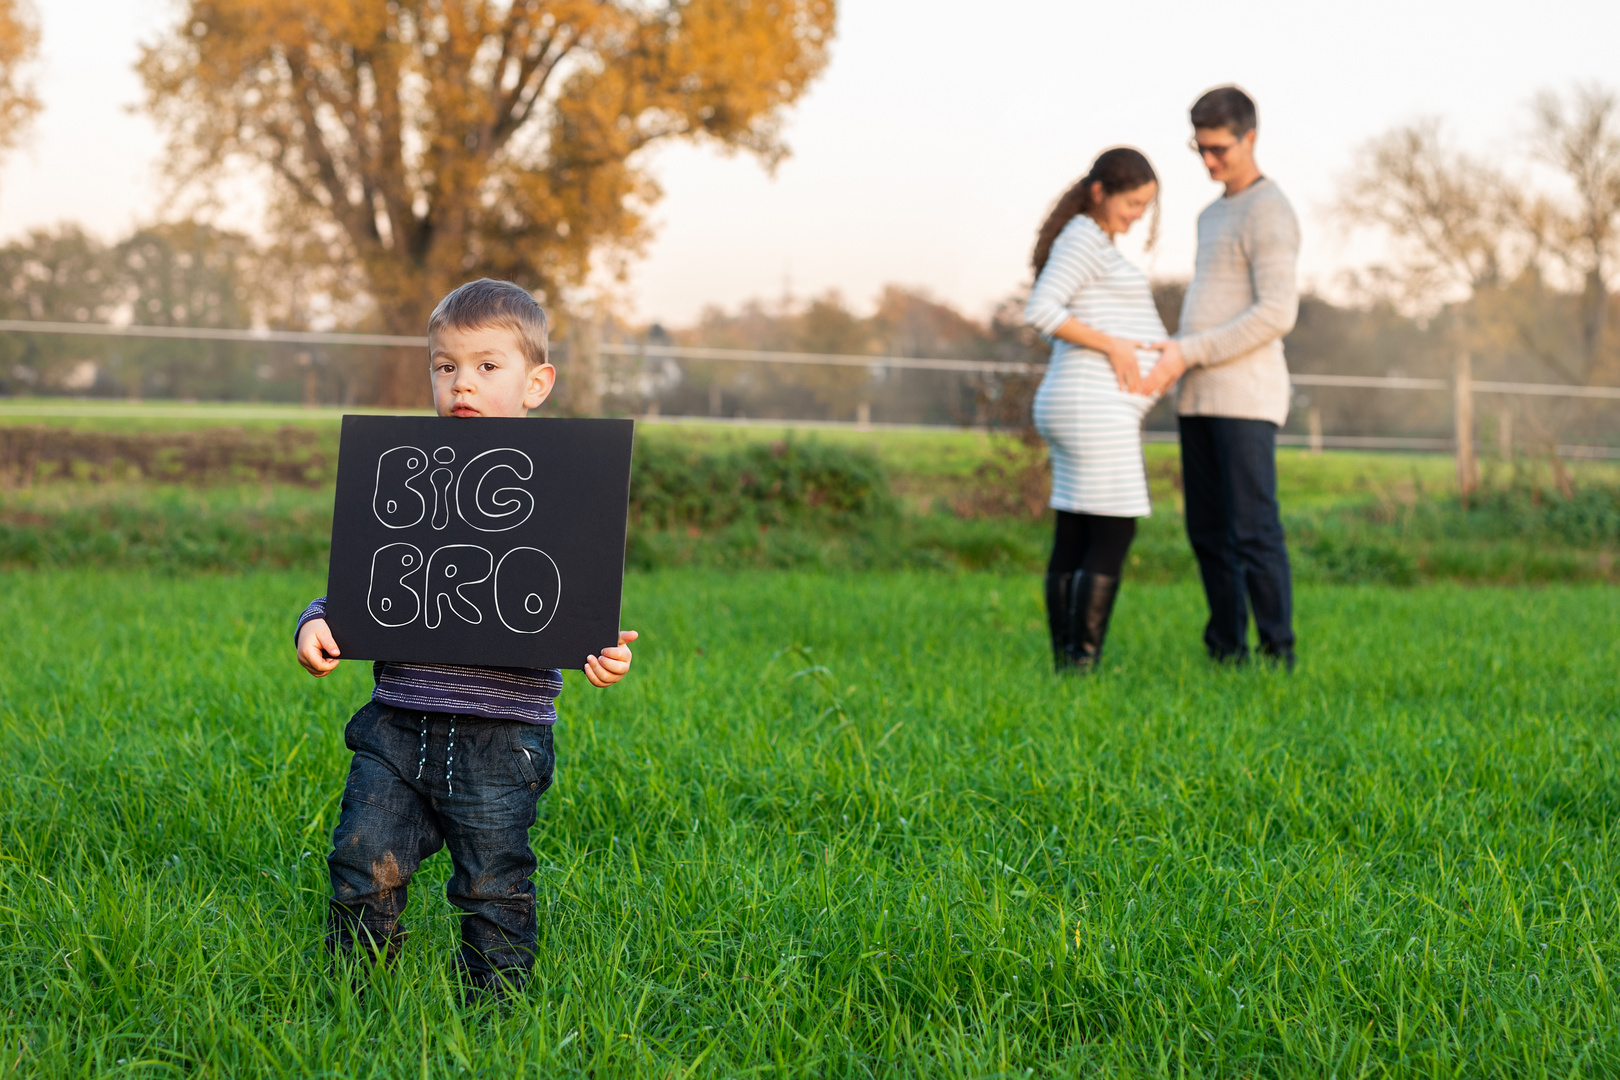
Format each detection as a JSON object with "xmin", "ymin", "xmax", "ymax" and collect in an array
[
  {"xmin": 1100, "ymin": 336, "xmax": 1147, "ymax": 394},
  {"xmin": 1050, "ymin": 318, "xmax": 1151, "ymax": 395}
]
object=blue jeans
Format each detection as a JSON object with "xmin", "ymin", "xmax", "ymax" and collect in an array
[
  {"xmin": 1178, "ymin": 416, "xmax": 1295, "ymax": 661},
  {"xmin": 325, "ymin": 702, "xmax": 555, "ymax": 987}
]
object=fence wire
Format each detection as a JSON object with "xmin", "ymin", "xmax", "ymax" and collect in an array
[{"xmin": 0, "ymin": 320, "xmax": 1615, "ymax": 458}]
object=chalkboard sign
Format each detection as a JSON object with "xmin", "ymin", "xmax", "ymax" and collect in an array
[{"xmin": 323, "ymin": 415, "xmax": 634, "ymax": 669}]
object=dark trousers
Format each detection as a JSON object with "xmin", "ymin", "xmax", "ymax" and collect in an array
[
  {"xmin": 1047, "ymin": 510, "xmax": 1137, "ymax": 578},
  {"xmin": 326, "ymin": 702, "xmax": 555, "ymax": 987},
  {"xmin": 1178, "ymin": 415, "xmax": 1295, "ymax": 661}
]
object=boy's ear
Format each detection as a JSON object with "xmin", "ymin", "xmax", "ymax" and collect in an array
[{"xmin": 524, "ymin": 362, "xmax": 557, "ymax": 410}]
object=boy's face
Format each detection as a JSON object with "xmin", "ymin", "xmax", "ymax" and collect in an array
[{"xmin": 429, "ymin": 323, "xmax": 555, "ymax": 418}]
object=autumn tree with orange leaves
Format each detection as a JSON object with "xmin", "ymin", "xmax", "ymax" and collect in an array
[
  {"xmin": 0, "ymin": 0, "xmax": 41, "ymax": 158},
  {"xmin": 140, "ymin": 0, "xmax": 835, "ymax": 405}
]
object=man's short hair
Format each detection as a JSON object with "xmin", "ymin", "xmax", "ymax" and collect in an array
[
  {"xmin": 429, "ymin": 278, "xmax": 550, "ymax": 368},
  {"xmin": 1190, "ymin": 86, "xmax": 1257, "ymax": 137}
]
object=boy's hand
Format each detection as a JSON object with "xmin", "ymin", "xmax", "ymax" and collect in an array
[
  {"xmin": 584, "ymin": 630, "xmax": 638, "ymax": 688},
  {"xmin": 297, "ymin": 618, "xmax": 342, "ymax": 677}
]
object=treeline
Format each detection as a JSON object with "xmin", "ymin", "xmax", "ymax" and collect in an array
[
  {"xmin": 0, "ymin": 222, "xmax": 379, "ymax": 404},
  {"xmin": 1281, "ymin": 282, "xmax": 1619, "ymax": 447},
  {"xmin": 609, "ymin": 280, "xmax": 1617, "ymax": 441},
  {"xmin": 623, "ymin": 288, "xmax": 1046, "ymax": 425},
  {"xmin": 4, "ymin": 218, "xmax": 1614, "ymax": 446}
]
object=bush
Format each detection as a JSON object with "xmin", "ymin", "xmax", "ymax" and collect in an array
[
  {"xmin": 630, "ymin": 438, "xmax": 896, "ymax": 531},
  {"xmin": 1295, "ymin": 527, "xmax": 1419, "ymax": 586},
  {"xmin": 1445, "ymin": 484, "xmax": 1620, "ymax": 546},
  {"xmin": 3, "ymin": 427, "xmax": 1618, "ymax": 582}
]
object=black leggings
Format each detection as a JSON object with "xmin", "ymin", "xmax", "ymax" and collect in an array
[{"xmin": 1047, "ymin": 510, "xmax": 1137, "ymax": 578}]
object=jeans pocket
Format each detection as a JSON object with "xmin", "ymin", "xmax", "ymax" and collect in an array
[
  {"xmin": 342, "ymin": 700, "xmax": 388, "ymax": 753},
  {"xmin": 511, "ymin": 724, "xmax": 555, "ymax": 795}
]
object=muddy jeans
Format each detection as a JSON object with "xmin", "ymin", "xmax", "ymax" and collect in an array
[{"xmin": 326, "ymin": 702, "xmax": 556, "ymax": 988}]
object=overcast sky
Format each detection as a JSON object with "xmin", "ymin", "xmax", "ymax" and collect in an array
[{"xmin": 3, "ymin": 0, "xmax": 1618, "ymax": 326}]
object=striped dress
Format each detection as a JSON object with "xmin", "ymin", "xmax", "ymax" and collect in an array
[{"xmin": 1025, "ymin": 215, "xmax": 1166, "ymax": 518}]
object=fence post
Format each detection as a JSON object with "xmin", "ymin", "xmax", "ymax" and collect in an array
[
  {"xmin": 1454, "ymin": 350, "xmax": 1477, "ymax": 494},
  {"xmin": 1307, "ymin": 407, "xmax": 1323, "ymax": 454}
]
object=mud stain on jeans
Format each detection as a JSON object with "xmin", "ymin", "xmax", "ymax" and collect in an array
[{"xmin": 372, "ymin": 851, "xmax": 405, "ymax": 892}]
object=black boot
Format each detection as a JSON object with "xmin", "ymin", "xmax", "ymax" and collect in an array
[
  {"xmin": 1064, "ymin": 570, "xmax": 1121, "ymax": 672},
  {"xmin": 1045, "ymin": 571, "xmax": 1074, "ymax": 672}
]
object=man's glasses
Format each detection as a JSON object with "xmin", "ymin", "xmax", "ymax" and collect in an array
[{"xmin": 1189, "ymin": 138, "xmax": 1238, "ymax": 159}]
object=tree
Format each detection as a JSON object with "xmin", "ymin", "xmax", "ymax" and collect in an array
[
  {"xmin": 1338, "ymin": 94, "xmax": 1620, "ymax": 386},
  {"xmin": 1335, "ymin": 119, "xmax": 1521, "ymax": 311},
  {"xmin": 0, "ymin": 225, "xmax": 115, "ymax": 324},
  {"xmin": 139, "ymin": 0, "xmax": 836, "ymax": 406},
  {"xmin": 1335, "ymin": 109, "xmax": 1620, "ymax": 484},
  {"xmin": 115, "ymin": 222, "xmax": 256, "ymax": 332},
  {"xmin": 1332, "ymin": 121, "xmax": 1590, "ymax": 379},
  {"xmin": 0, "ymin": 0, "xmax": 40, "ymax": 158},
  {"xmin": 0, "ymin": 222, "xmax": 328, "ymax": 400},
  {"xmin": 109, "ymin": 222, "xmax": 264, "ymax": 399},
  {"xmin": 790, "ymin": 290, "xmax": 871, "ymax": 418},
  {"xmin": 1530, "ymin": 82, "xmax": 1620, "ymax": 375},
  {"xmin": 871, "ymin": 286, "xmax": 991, "ymax": 359},
  {"xmin": 0, "ymin": 226, "xmax": 117, "ymax": 394}
]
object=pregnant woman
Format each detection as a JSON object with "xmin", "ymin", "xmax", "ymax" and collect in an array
[{"xmin": 1024, "ymin": 147, "xmax": 1170, "ymax": 673}]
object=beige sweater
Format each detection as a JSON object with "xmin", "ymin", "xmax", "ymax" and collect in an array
[{"xmin": 1176, "ymin": 177, "xmax": 1300, "ymax": 425}]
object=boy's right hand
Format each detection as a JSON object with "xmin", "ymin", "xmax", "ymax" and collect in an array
[{"xmin": 297, "ymin": 618, "xmax": 342, "ymax": 677}]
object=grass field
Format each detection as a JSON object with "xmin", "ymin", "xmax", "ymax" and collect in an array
[{"xmin": 4, "ymin": 568, "xmax": 1619, "ymax": 1077}]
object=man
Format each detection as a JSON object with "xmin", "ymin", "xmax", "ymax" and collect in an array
[{"xmin": 1142, "ymin": 86, "xmax": 1299, "ymax": 667}]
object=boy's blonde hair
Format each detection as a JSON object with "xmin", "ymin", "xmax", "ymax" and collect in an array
[{"xmin": 428, "ymin": 279, "xmax": 550, "ymax": 368}]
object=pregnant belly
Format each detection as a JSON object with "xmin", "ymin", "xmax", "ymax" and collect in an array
[{"xmin": 1034, "ymin": 351, "xmax": 1156, "ymax": 431}]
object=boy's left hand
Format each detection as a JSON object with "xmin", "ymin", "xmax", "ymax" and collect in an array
[{"xmin": 585, "ymin": 630, "xmax": 638, "ymax": 688}]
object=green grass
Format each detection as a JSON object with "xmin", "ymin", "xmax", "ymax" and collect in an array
[
  {"xmin": 7, "ymin": 473, "xmax": 1618, "ymax": 584},
  {"xmin": 0, "ymin": 485, "xmax": 334, "ymax": 570},
  {"xmin": 3, "ymin": 569, "xmax": 1619, "ymax": 1077}
]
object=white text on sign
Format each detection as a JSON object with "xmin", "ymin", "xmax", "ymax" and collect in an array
[{"xmin": 365, "ymin": 445, "xmax": 560, "ymax": 633}]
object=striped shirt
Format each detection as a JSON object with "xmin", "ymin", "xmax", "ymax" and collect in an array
[
  {"xmin": 1025, "ymin": 214, "xmax": 1166, "ymax": 517},
  {"xmin": 296, "ymin": 597, "xmax": 561, "ymax": 725}
]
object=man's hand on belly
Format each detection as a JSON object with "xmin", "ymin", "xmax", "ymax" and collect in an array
[{"xmin": 1141, "ymin": 340, "xmax": 1188, "ymax": 397}]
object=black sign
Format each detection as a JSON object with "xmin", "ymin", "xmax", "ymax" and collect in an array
[{"xmin": 324, "ymin": 415, "xmax": 634, "ymax": 669}]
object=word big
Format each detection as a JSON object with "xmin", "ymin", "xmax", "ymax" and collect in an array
[{"xmin": 365, "ymin": 444, "xmax": 560, "ymax": 634}]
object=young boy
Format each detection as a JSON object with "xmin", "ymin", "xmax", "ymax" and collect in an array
[{"xmin": 295, "ymin": 278, "xmax": 637, "ymax": 997}]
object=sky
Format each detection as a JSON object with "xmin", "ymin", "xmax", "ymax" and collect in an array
[{"xmin": 2, "ymin": 0, "xmax": 1618, "ymax": 327}]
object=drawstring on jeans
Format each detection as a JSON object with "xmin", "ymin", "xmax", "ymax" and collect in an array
[
  {"xmin": 410, "ymin": 714, "xmax": 457, "ymax": 795},
  {"xmin": 445, "ymin": 720, "xmax": 457, "ymax": 795}
]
